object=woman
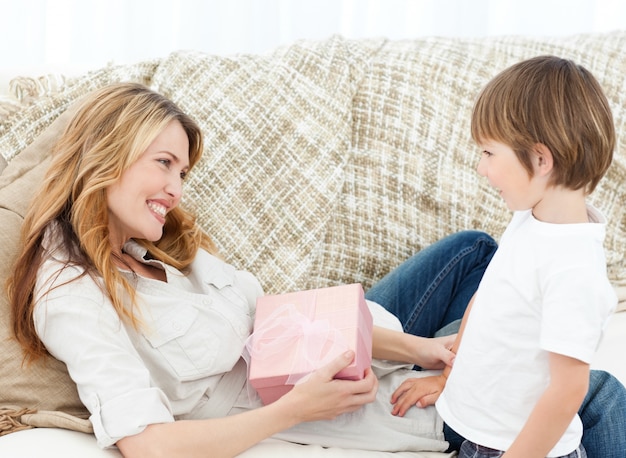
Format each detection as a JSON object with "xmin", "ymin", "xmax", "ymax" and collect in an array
[{"xmin": 7, "ymin": 83, "xmax": 625, "ymax": 458}]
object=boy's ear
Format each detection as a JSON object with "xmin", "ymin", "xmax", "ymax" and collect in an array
[{"xmin": 533, "ymin": 143, "xmax": 554, "ymax": 176}]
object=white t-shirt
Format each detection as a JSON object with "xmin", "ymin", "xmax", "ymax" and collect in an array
[{"xmin": 436, "ymin": 206, "xmax": 617, "ymax": 457}]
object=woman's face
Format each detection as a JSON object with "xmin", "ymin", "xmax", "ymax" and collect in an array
[{"xmin": 107, "ymin": 120, "xmax": 190, "ymax": 248}]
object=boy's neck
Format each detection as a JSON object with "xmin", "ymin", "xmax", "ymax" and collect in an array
[{"xmin": 531, "ymin": 186, "xmax": 589, "ymax": 224}]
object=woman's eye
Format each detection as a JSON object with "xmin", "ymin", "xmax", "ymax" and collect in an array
[{"xmin": 158, "ymin": 158, "xmax": 171, "ymax": 167}]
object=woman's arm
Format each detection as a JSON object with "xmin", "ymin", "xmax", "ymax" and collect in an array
[
  {"xmin": 372, "ymin": 326, "xmax": 455, "ymax": 369},
  {"xmin": 117, "ymin": 351, "xmax": 378, "ymax": 458},
  {"xmin": 372, "ymin": 293, "xmax": 477, "ymax": 370}
]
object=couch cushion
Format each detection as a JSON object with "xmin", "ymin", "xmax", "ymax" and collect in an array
[
  {"xmin": 313, "ymin": 32, "xmax": 626, "ymax": 293},
  {"xmin": 151, "ymin": 36, "xmax": 371, "ymax": 294},
  {"xmin": 0, "ymin": 61, "xmax": 158, "ymax": 164},
  {"xmin": 0, "ymin": 107, "xmax": 93, "ymax": 434},
  {"xmin": 0, "ymin": 63, "xmax": 158, "ymax": 434}
]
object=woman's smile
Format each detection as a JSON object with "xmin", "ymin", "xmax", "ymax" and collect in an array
[{"xmin": 106, "ymin": 120, "xmax": 190, "ymax": 246}]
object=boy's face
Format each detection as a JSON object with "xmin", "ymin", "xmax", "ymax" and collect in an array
[{"xmin": 476, "ymin": 140, "xmax": 544, "ymax": 212}]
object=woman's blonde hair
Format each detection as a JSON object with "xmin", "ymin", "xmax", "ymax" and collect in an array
[
  {"xmin": 471, "ymin": 55, "xmax": 615, "ymax": 194},
  {"xmin": 8, "ymin": 82, "xmax": 217, "ymax": 362}
]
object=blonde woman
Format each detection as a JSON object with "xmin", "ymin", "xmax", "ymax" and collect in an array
[{"xmin": 8, "ymin": 83, "xmax": 625, "ymax": 458}]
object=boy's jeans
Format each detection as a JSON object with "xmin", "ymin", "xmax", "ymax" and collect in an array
[{"xmin": 458, "ymin": 440, "xmax": 586, "ymax": 458}]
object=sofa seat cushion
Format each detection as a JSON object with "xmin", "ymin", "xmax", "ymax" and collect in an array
[{"xmin": 0, "ymin": 63, "xmax": 158, "ymax": 433}]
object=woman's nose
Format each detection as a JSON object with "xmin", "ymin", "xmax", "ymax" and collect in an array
[{"xmin": 165, "ymin": 174, "xmax": 183, "ymax": 200}]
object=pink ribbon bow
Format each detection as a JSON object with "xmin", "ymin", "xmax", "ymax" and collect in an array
[{"xmin": 247, "ymin": 294, "xmax": 349, "ymax": 385}]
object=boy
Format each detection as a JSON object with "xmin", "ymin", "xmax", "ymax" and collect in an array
[{"xmin": 391, "ymin": 56, "xmax": 617, "ymax": 457}]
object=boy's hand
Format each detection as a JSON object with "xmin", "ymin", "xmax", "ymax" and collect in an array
[{"xmin": 390, "ymin": 374, "xmax": 447, "ymax": 417}]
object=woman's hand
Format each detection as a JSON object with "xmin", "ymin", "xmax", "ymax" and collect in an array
[
  {"xmin": 390, "ymin": 373, "xmax": 447, "ymax": 416},
  {"xmin": 285, "ymin": 350, "xmax": 378, "ymax": 422},
  {"xmin": 118, "ymin": 352, "xmax": 378, "ymax": 458},
  {"xmin": 409, "ymin": 334, "xmax": 456, "ymax": 370},
  {"xmin": 372, "ymin": 326, "xmax": 456, "ymax": 370}
]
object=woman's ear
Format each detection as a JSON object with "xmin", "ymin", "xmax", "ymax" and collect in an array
[{"xmin": 533, "ymin": 143, "xmax": 554, "ymax": 177}]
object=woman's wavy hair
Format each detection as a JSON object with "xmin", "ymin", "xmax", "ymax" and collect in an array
[{"xmin": 8, "ymin": 82, "xmax": 217, "ymax": 362}]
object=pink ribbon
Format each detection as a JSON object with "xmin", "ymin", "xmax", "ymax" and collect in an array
[{"xmin": 247, "ymin": 293, "xmax": 349, "ymax": 385}]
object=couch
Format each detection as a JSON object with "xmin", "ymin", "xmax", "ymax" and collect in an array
[{"xmin": 1, "ymin": 32, "xmax": 625, "ymax": 457}]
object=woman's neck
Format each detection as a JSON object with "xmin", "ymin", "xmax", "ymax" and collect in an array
[{"xmin": 112, "ymin": 249, "xmax": 167, "ymax": 282}]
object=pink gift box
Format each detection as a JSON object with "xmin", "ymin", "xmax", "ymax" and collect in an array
[{"xmin": 247, "ymin": 283, "xmax": 373, "ymax": 405}]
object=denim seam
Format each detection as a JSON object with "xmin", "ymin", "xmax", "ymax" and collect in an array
[{"xmin": 403, "ymin": 235, "xmax": 496, "ymax": 333}]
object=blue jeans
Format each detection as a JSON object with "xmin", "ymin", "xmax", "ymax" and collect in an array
[
  {"xmin": 365, "ymin": 230, "xmax": 496, "ymax": 338},
  {"xmin": 458, "ymin": 440, "xmax": 587, "ymax": 457},
  {"xmin": 365, "ymin": 230, "xmax": 626, "ymax": 458}
]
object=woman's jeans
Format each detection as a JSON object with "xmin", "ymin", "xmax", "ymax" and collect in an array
[
  {"xmin": 365, "ymin": 230, "xmax": 496, "ymax": 337},
  {"xmin": 365, "ymin": 230, "xmax": 626, "ymax": 458}
]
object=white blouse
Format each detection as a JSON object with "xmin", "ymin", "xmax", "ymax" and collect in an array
[
  {"xmin": 33, "ymin": 228, "xmax": 448, "ymax": 453},
  {"xmin": 34, "ymin": 232, "xmax": 263, "ymax": 448}
]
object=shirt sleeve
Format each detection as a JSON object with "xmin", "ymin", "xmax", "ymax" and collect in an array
[
  {"xmin": 233, "ymin": 269, "xmax": 264, "ymax": 318},
  {"xmin": 33, "ymin": 262, "xmax": 174, "ymax": 448},
  {"xmin": 540, "ymin": 263, "xmax": 617, "ymax": 364}
]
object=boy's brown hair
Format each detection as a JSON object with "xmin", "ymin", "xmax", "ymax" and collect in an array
[{"xmin": 471, "ymin": 55, "xmax": 615, "ymax": 194}]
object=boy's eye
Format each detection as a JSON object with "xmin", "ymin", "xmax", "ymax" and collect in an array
[
  {"xmin": 180, "ymin": 170, "xmax": 188, "ymax": 180},
  {"xmin": 482, "ymin": 150, "xmax": 493, "ymax": 157}
]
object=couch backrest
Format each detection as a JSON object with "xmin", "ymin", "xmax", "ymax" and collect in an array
[
  {"xmin": 0, "ymin": 32, "xmax": 625, "ymax": 434},
  {"xmin": 313, "ymin": 34, "xmax": 626, "ymax": 291}
]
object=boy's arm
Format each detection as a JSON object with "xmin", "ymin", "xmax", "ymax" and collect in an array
[
  {"xmin": 502, "ymin": 353, "xmax": 589, "ymax": 458},
  {"xmin": 390, "ymin": 293, "xmax": 476, "ymax": 415},
  {"xmin": 447, "ymin": 292, "xmax": 475, "ymax": 355}
]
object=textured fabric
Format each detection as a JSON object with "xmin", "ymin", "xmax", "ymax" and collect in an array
[
  {"xmin": 313, "ymin": 33, "xmax": 626, "ymax": 293},
  {"xmin": 0, "ymin": 61, "xmax": 158, "ymax": 163},
  {"xmin": 150, "ymin": 36, "xmax": 375, "ymax": 294},
  {"xmin": 0, "ymin": 407, "xmax": 35, "ymax": 436},
  {"xmin": 0, "ymin": 107, "xmax": 91, "ymax": 428},
  {"xmin": 19, "ymin": 410, "xmax": 92, "ymax": 433}
]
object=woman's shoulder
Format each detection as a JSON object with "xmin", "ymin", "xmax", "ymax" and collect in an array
[
  {"xmin": 191, "ymin": 248, "xmax": 245, "ymax": 284},
  {"xmin": 191, "ymin": 248, "xmax": 264, "ymax": 300},
  {"xmin": 36, "ymin": 223, "xmax": 102, "ymax": 295}
]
